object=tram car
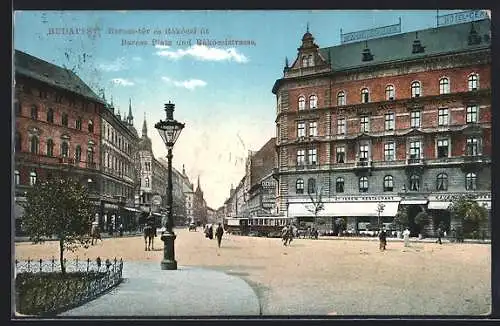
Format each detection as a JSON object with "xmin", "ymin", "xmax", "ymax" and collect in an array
[{"xmin": 223, "ymin": 216, "xmax": 295, "ymax": 237}]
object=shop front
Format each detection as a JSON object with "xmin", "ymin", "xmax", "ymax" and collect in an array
[{"xmin": 287, "ymin": 195, "xmax": 401, "ymax": 234}]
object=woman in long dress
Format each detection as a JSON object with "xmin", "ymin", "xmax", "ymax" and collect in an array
[{"xmin": 403, "ymin": 228, "xmax": 411, "ymax": 247}]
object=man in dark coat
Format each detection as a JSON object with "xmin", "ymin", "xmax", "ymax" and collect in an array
[
  {"xmin": 436, "ymin": 227, "xmax": 443, "ymax": 245},
  {"xmin": 379, "ymin": 228, "xmax": 387, "ymax": 251},
  {"xmin": 215, "ymin": 223, "xmax": 224, "ymax": 248},
  {"xmin": 208, "ymin": 224, "xmax": 214, "ymax": 240}
]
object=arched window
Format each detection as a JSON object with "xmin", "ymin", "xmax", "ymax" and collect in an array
[
  {"xmin": 31, "ymin": 105, "xmax": 38, "ymax": 120},
  {"xmin": 62, "ymin": 113, "xmax": 68, "ymax": 127},
  {"xmin": 296, "ymin": 179, "xmax": 304, "ymax": 194},
  {"xmin": 298, "ymin": 96, "xmax": 306, "ymax": 110},
  {"xmin": 309, "ymin": 95, "xmax": 318, "ymax": 109},
  {"xmin": 76, "ymin": 117, "xmax": 82, "ymax": 130},
  {"xmin": 61, "ymin": 141, "xmax": 69, "ymax": 157},
  {"xmin": 88, "ymin": 120, "xmax": 94, "ymax": 133},
  {"xmin": 145, "ymin": 176, "xmax": 150, "ymax": 188},
  {"xmin": 308, "ymin": 55, "xmax": 314, "ymax": 67},
  {"xmin": 385, "ymin": 85, "xmax": 395, "ymax": 100},
  {"xmin": 87, "ymin": 147, "xmax": 94, "ymax": 164},
  {"xmin": 361, "ymin": 88, "xmax": 369, "ymax": 103},
  {"xmin": 46, "ymin": 139, "xmax": 54, "ymax": 156},
  {"xmin": 411, "ymin": 81, "xmax": 421, "ymax": 98},
  {"xmin": 30, "ymin": 171, "xmax": 37, "ymax": 186},
  {"xmin": 75, "ymin": 145, "xmax": 81, "ymax": 162},
  {"xmin": 15, "ymin": 132, "xmax": 21, "ymax": 152},
  {"xmin": 383, "ymin": 175, "xmax": 393, "ymax": 192},
  {"xmin": 439, "ymin": 78, "xmax": 450, "ymax": 94},
  {"xmin": 359, "ymin": 176, "xmax": 368, "ymax": 192},
  {"xmin": 337, "ymin": 91, "xmax": 346, "ymax": 106},
  {"xmin": 468, "ymin": 74, "xmax": 479, "ymax": 91},
  {"xmin": 307, "ymin": 178, "xmax": 316, "ymax": 194},
  {"xmin": 14, "ymin": 170, "xmax": 20, "ymax": 185},
  {"xmin": 336, "ymin": 177, "xmax": 344, "ymax": 193},
  {"xmin": 410, "ymin": 174, "xmax": 420, "ymax": 191},
  {"xmin": 29, "ymin": 135, "xmax": 39, "ymax": 154},
  {"xmin": 436, "ymin": 173, "xmax": 448, "ymax": 191},
  {"xmin": 47, "ymin": 108, "xmax": 54, "ymax": 123},
  {"xmin": 465, "ymin": 172, "xmax": 477, "ymax": 190}
]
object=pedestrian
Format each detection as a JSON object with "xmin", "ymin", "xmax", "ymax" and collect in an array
[
  {"xmin": 436, "ymin": 227, "xmax": 442, "ymax": 245},
  {"xmin": 119, "ymin": 223, "xmax": 124, "ymax": 237},
  {"xmin": 208, "ymin": 224, "xmax": 214, "ymax": 240},
  {"xmin": 403, "ymin": 228, "xmax": 410, "ymax": 247},
  {"xmin": 379, "ymin": 227, "xmax": 387, "ymax": 251},
  {"xmin": 215, "ymin": 223, "xmax": 224, "ymax": 248}
]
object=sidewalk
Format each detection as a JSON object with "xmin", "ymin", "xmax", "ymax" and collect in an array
[
  {"xmin": 58, "ymin": 261, "xmax": 261, "ymax": 317},
  {"xmin": 317, "ymin": 235, "xmax": 491, "ymax": 244},
  {"xmin": 14, "ymin": 231, "xmax": 143, "ymax": 243}
]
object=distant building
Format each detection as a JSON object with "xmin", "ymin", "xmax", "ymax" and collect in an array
[{"xmin": 193, "ymin": 176, "xmax": 208, "ymax": 225}]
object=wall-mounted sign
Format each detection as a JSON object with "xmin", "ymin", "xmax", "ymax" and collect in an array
[
  {"xmin": 341, "ymin": 19, "xmax": 401, "ymax": 44},
  {"xmin": 437, "ymin": 10, "xmax": 489, "ymax": 27}
]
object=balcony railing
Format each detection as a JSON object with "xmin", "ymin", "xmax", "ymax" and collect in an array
[
  {"xmin": 355, "ymin": 159, "xmax": 372, "ymax": 168},
  {"xmin": 406, "ymin": 155, "xmax": 425, "ymax": 165}
]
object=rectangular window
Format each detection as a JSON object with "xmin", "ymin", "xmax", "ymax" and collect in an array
[
  {"xmin": 308, "ymin": 148, "xmax": 317, "ymax": 165},
  {"xmin": 437, "ymin": 139, "xmax": 449, "ymax": 158},
  {"xmin": 384, "ymin": 142, "xmax": 395, "ymax": 161},
  {"xmin": 337, "ymin": 118, "xmax": 346, "ymax": 135},
  {"xmin": 466, "ymin": 105, "xmax": 478, "ymax": 123},
  {"xmin": 360, "ymin": 116, "xmax": 370, "ymax": 133},
  {"xmin": 409, "ymin": 141, "xmax": 421, "ymax": 159},
  {"xmin": 309, "ymin": 121, "xmax": 317, "ymax": 137},
  {"xmin": 297, "ymin": 149, "xmax": 305, "ymax": 165},
  {"xmin": 359, "ymin": 144, "xmax": 369, "ymax": 161},
  {"xmin": 384, "ymin": 113, "xmax": 395, "ymax": 131},
  {"xmin": 336, "ymin": 146, "xmax": 345, "ymax": 163},
  {"xmin": 410, "ymin": 111, "xmax": 421, "ymax": 128},
  {"xmin": 297, "ymin": 122, "xmax": 305, "ymax": 137},
  {"xmin": 438, "ymin": 108, "xmax": 449, "ymax": 126},
  {"xmin": 466, "ymin": 137, "xmax": 479, "ymax": 156}
]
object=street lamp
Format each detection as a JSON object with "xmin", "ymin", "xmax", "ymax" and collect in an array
[
  {"xmin": 154, "ymin": 101, "xmax": 185, "ymax": 270},
  {"xmin": 377, "ymin": 202, "xmax": 386, "ymax": 231}
]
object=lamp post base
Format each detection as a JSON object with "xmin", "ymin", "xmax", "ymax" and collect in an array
[{"xmin": 160, "ymin": 232, "xmax": 177, "ymax": 270}]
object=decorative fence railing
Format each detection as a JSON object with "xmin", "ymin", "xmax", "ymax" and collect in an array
[{"xmin": 14, "ymin": 257, "xmax": 123, "ymax": 316}]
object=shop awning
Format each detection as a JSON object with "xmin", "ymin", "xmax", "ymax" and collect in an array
[
  {"xmin": 428, "ymin": 201, "xmax": 451, "ymax": 210},
  {"xmin": 124, "ymin": 207, "xmax": 142, "ymax": 213},
  {"xmin": 289, "ymin": 202, "xmax": 400, "ymax": 218},
  {"xmin": 400, "ymin": 199, "xmax": 428, "ymax": 205}
]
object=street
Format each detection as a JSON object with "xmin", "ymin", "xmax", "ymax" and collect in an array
[{"xmin": 15, "ymin": 229, "xmax": 491, "ymax": 315}]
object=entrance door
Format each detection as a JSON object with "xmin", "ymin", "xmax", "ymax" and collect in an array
[{"xmin": 407, "ymin": 205, "xmax": 422, "ymax": 237}]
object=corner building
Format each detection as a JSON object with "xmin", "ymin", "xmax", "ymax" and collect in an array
[{"xmin": 272, "ymin": 19, "xmax": 491, "ymax": 236}]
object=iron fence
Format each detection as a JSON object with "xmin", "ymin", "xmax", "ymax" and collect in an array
[{"xmin": 14, "ymin": 257, "xmax": 123, "ymax": 316}]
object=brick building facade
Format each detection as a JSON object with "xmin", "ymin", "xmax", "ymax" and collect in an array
[
  {"xmin": 272, "ymin": 19, "xmax": 491, "ymax": 236},
  {"xmin": 14, "ymin": 50, "xmax": 105, "ymax": 234}
]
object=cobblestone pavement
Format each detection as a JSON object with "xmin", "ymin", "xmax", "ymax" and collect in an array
[{"xmin": 15, "ymin": 229, "xmax": 491, "ymax": 316}]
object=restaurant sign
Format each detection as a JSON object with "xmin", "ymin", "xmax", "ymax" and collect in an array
[
  {"xmin": 341, "ymin": 19, "xmax": 401, "ymax": 44},
  {"xmin": 428, "ymin": 193, "xmax": 491, "ymax": 201}
]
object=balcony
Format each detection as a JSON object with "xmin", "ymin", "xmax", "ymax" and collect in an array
[
  {"xmin": 354, "ymin": 157, "xmax": 372, "ymax": 176},
  {"xmin": 59, "ymin": 156, "xmax": 75, "ymax": 165},
  {"xmin": 405, "ymin": 154, "xmax": 426, "ymax": 175},
  {"xmin": 460, "ymin": 154, "xmax": 489, "ymax": 172}
]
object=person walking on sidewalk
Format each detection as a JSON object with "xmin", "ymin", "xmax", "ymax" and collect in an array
[
  {"xmin": 436, "ymin": 227, "xmax": 443, "ymax": 245},
  {"xmin": 215, "ymin": 223, "xmax": 224, "ymax": 248},
  {"xmin": 403, "ymin": 228, "xmax": 411, "ymax": 247},
  {"xmin": 379, "ymin": 227, "xmax": 387, "ymax": 251}
]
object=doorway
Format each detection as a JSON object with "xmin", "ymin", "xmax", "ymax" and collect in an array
[{"xmin": 407, "ymin": 205, "xmax": 422, "ymax": 237}]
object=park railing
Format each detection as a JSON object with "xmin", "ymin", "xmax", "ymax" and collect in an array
[{"xmin": 14, "ymin": 257, "xmax": 123, "ymax": 316}]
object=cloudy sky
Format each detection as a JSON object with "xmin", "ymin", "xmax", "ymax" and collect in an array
[{"xmin": 14, "ymin": 9, "xmax": 473, "ymax": 208}]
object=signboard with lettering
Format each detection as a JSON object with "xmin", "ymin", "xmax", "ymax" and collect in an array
[
  {"xmin": 288, "ymin": 195, "xmax": 400, "ymax": 203},
  {"xmin": 437, "ymin": 10, "xmax": 489, "ymax": 27},
  {"xmin": 341, "ymin": 20, "xmax": 401, "ymax": 44}
]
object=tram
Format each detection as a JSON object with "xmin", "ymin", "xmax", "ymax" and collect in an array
[{"xmin": 223, "ymin": 216, "xmax": 295, "ymax": 237}]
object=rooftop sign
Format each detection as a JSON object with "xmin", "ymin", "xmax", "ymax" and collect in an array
[
  {"xmin": 437, "ymin": 10, "xmax": 489, "ymax": 27},
  {"xmin": 341, "ymin": 18, "xmax": 401, "ymax": 44}
]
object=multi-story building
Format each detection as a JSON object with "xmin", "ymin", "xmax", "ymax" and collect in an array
[
  {"xmin": 158, "ymin": 158, "xmax": 188, "ymax": 227},
  {"xmin": 246, "ymin": 138, "xmax": 278, "ymax": 216},
  {"xmin": 179, "ymin": 165, "xmax": 195, "ymax": 225},
  {"xmin": 99, "ymin": 97, "xmax": 140, "ymax": 232},
  {"xmin": 13, "ymin": 50, "xmax": 104, "ymax": 235},
  {"xmin": 137, "ymin": 116, "xmax": 168, "ymax": 221},
  {"xmin": 272, "ymin": 18, "xmax": 491, "ymax": 236}
]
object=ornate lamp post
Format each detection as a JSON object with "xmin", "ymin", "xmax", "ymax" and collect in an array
[
  {"xmin": 154, "ymin": 101, "xmax": 185, "ymax": 270},
  {"xmin": 377, "ymin": 202, "xmax": 386, "ymax": 231}
]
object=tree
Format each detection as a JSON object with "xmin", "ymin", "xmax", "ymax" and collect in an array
[
  {"xmin": 305, "ymin": 186, "xmax": 325, "ymax": 228},
  {"xmin": 448, "ymin": 195, "xmax": 488, "ymax": 237},
  {"xmin": 393, "ymin": 206, "xmax": 409, "ymax": 231},
  {"xmin": 21, "ymin": 177, "xmax": 94, "ymax": 274}
]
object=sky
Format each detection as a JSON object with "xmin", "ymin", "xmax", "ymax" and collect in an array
[{"xmin": 13, "ymin": 9, "xmax": 478, "ymax": 208}]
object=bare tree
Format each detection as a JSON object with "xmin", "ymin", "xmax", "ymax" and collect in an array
[{"xmin": 305, "ymin": 185, "xmax": 325, "ymax": 228}]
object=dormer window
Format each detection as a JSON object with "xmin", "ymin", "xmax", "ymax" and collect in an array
[
  {"xmin": 307, "ymin": 55, "xmax": 314, "ymax": 67},
  {"xmin": 361, "ymin": 42, "xmax": 373, "ymax": 62},
  {"xmin": 302, "ymin": 56, "xmax": 308, "ymax": 68}
]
